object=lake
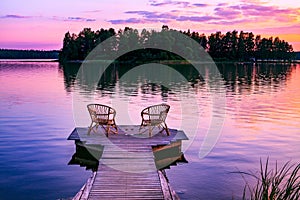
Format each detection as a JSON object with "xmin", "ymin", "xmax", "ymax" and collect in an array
[{"xmin": 0, "ymin": 61, "xmax": 299, "ymax": 199}]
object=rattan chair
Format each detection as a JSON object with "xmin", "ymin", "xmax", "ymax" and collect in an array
[
  {"xmin": 139, "ymin": 103, "xmax": 170, "ymax": 136},
  {"xmin": 87, "ymin": 104, "xmax": 118, "ymax": 137}
]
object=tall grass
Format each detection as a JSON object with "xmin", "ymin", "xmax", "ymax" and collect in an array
[{"xmin": 237, "ymin": 158, "xmax": 300, "ymax": 200}]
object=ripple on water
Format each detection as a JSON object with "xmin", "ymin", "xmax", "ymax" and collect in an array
[{"xmin": 1, "ymin": 62, "xmax": 300, "ymax": 199}]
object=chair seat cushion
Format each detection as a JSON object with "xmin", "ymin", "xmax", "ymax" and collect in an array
[
  {"xmin": 96, "ymin": 118, "xmax": 115, "ymax": 124},
  {"xmin": 143, "ymin": 119, "xmax": 163, "ymax": 125}
]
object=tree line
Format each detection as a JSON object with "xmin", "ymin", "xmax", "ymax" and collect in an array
[
  {"xmin": 59, "ymin": 26, "xmax": 296, "ymax": 63},
  {"xmin": 0, "ymin": 49, "xmax": 59, "ymax": 59}
]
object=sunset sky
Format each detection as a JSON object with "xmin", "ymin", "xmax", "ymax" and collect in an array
[{"xmin": 1, "ymin": 0, "xmax": 299, "ymax": 51}]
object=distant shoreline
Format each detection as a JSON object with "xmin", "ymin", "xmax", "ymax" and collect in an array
[
  {"xmin": 0, "ymin": 49, "xmax": 59, "ymax": 60},
  {"xmin": 54, "ymin": 58, "xmax": 300, "ymax": 64},
  {"xmin": 1, "ymin": 59, "xmax": 299, "ymax": 64},
  {"xmin": 1, "ymin": 48, "xmax": 299, "ymax": 64},
  {"xmin": 0, "ymin": 59, "xmax": 59, "ymax": 62}
]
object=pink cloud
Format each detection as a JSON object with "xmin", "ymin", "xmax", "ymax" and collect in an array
[
  {"xmin": 235, "ymin": 3, "xmax": 299, "ymax": 18},
  {"xmin": 214, "ymin": 7, "xmax": 241, "ymax": 18}
]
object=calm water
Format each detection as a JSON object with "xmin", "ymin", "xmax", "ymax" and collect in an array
[{"xmin": 0, "ymin": 61, "xmax": 299, "ymax": 199}]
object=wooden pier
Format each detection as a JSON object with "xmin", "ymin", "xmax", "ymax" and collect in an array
[{"xmin": 68, "ymin": 125, "xmax": 188, "ymax": 200}]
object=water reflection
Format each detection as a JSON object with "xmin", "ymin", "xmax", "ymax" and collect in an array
[
  {"xmin": 61, "ymin": 62, "xmax": 294, "ymax": 97},
  {"xmin": 68, "ymin": 140, "xmax": 187, "ymax": 171},
  {"xmin": 59, "ymin": 62, "xmax": 80, "ymax": 92},
  {"xmin": 217, "ymin": 62, "xmax": 294, "ymax": 95},
  {"xmin": 68, "ymin": 141, "xmax": 103, "ymax": 172},
  {"xmin": 61, "ymin": 62, "xmax": 203, "ymax": 94}
]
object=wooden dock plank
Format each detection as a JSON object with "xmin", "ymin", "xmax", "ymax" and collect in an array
[{"xmin": 69, "ymin": 125, "xmax": 188, "ymax": 200}]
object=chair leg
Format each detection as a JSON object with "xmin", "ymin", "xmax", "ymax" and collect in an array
[
  {"xmin": 158, "ymin": 124, "xmax": 164, "ymax": 133},
  {"xmin": 88, "ymin": 122, "xmax": 98, "ymax": 134},
  {"xmin": 106, "ymin": 125, "xmax": 111, "ymax": 137},
  {"xmin": 149, "ymin": 126, "xmax": 154, "ymax": 137},
  {"xmin": 138, "ymin": 121, "xmax": 144, "ymax": 134},
  {"xmin": 111, "ymin": 124, "xmax": 118, "ymax": 134},
  {"xmin": 111, "ymin": 120, "xmax": 118, "ymax": 134},
  {"xmin": 88, "ymin": 122, "xmax": 94, "ymax": 134},
  {"xmin": 94, "ymin": 124, "xmax": 99, "ymax": 133},
  {"xmin": 163, "ymin": 122, "xmax": 170, "ymax": 136}
]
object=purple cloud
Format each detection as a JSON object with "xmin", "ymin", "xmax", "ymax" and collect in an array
[
  {"xmin": 217, "ymin": 3, "xmax": 228, "ymax": 6},
  {"xmin": 149, "ymin": 1, "xmax": 208, "ymax": 8},
  {"xmin": 173, "ymin": 1, "xmax": 190, "ymax": 7},
  {"xmin": 210, "ymin": 18, "xmax": 255, "ymax": 25},
  {"xmin": 1, "ymin": 14, "xmax": 96, "ymax": 22},
  {"xmin": 193, "ymin": 3, "xmax": 208, "ymax": 7},
  {"xmin": 109, "ymin": 7, "xmax": 222, "ymax": 25},
  {"xmin": 108, "ymin": 17, "xmax": 170, "ymax": 25},
  {"xmin": 109, "ymin": 18, "xmax": 142, "ymax": 24},
  {"xmin": 84, "ymin": 10, "xmax": 102, "ymax": 13},
  {"xmin": 1, "ymin": 14, "xmax": 31, "ymax": 19},
  {"xmin": 85, "ymin": 18, "xmax": 96, "ymax": 22},
  {"xmin": 149, "ymin": 0, "xmax": 191, "ymax": 8},
  {"xmin": 65, "ymin": 17, "xmax": 96, "ymax": 22},
  {"xmin": 125, "ymin": 11, "xmax": 153, "ymax": 15},
  {"xmin": 232, "ymin": 4, "xmax": 298, "ymax": 17},
  {"xmin": 214, "ymin": 7, "xmax": 241, "ymax": 18},
  {"xmin": 210, "ymin": 2, "xmax": 300, "ymax": 24},
  {"xmin": 177, "ymin": 16, "xmax": 220, "ymax": 22},
  {"xmin": 125, "ymin": 11, "xmax": 177, "ymax": 20},
  {"xmin": 150, "ymin": 2, "xmax": 169, "ymax": 6}
]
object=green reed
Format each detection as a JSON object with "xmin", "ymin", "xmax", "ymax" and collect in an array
[{"xmin": 235, "ymin": 158, "xmax": 300, "ymax": 200}]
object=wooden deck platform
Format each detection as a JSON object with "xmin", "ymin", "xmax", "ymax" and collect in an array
[{"xmin": 68, "ymin": 125, "xmax": 188, "ymax": 200}]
